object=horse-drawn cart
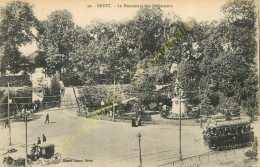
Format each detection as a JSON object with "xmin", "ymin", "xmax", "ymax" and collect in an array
[
  {"xmin": 29, "ymin": 143, "xmax": 61, "ymax": 165},
  {"xmin": 3, "ymin": 143, "xmax": 61, "ymax": 166}
]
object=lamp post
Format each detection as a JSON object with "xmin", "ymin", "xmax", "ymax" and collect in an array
[
  {"xmin": 8, "ymin": 81, "xmax": 12, "ymax": 146},
  {"xmin": 178, "ymin": 88, "xmax": 183, "ymax": 160},
  {"xmin": 25, "ymin": 114, "xmax": 28, "ymax": 167},
  {"xmin": 199, "ymin": 88, "xmax": 202, "ymax": 128},
  {"xmin": 113, "ymin": 74, "xmax": 115, "ymax": 122},
  {"xmin": 137, "ymin": 133, "xmax": 142, "ymax": 167},
  {"xmin": 112, "ymin": 66, "xmax": 121, "ymax": 122},
  {"xmin": 175, "ymin": 79, "xmax": 183, "ymax": 160}
]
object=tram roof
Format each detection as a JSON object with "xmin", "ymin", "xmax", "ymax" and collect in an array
[{"xmin": 207, "ymin": 116, "xmax": 250, "ymax": 128}]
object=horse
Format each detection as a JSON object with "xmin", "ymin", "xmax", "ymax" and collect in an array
[
  {"xmin": 3, "ymin": 156, "xmax": 14, "ymax": 165},
  {"xmin": 13, "ymin": 158, "xmax": 25, "ymax": 167}
]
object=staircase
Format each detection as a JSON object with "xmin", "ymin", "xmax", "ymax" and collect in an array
[{"xmin": 60, "ymin": 87, "xmax": 79, "ymax": 116}]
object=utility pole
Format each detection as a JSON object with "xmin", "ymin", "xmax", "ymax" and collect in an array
[
  {"xmin": 112, "ymin": 74, "xmax": 115, "ymax": 122},
  {"xmin": 137, "ymin": 133, "xmax": 142, "ymax": 167},
  {"xmin": 8, "ymin": 82, "xmax": 11, "ymax": 146},
  {"xmin": 256, "ymin": 0, "xmax": 260, "ymax": 103},
  {"xmin": 25, "ymin": 114, "xmax": 28, "ymax": 167},
  {"xmin": 179, "ymin": 89, "xmax": 182, "ymax": 160},
  {"xmin": 199, "ymin": 88, "xmax": 202, "ymax": 128},
  {"xmin": 200, "ymin": 104, "xmax": 202, "ymax": 128}
]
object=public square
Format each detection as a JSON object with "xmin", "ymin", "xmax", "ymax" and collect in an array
[
  {"xmin": 0, "ymin": 0, "xmax": 259, "ymax": 166},
  {"xmin": 0, "ymin": 106, "xmax": 210, "ymax": 167}
]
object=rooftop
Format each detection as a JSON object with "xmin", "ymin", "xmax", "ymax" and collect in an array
[{"xmin": 207, "ymin": 115, "xmax": 250, "ymax": 128}]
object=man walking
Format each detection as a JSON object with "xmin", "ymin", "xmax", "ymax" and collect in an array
[
  {"xmin": 45, "ymin": 114, "xmax": 49, "ymax": 124},
  {"xmin": 43, "ymin": 134, "xmax": 46, "ymax": 143}
]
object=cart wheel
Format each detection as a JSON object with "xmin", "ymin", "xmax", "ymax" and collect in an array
[
  {"xmin": 35, "ymin": 159, "xmax": 42, "ymax": 166},
  {"xmin": 53, "ymin": 158, "xmax": 60, "ymax": 164},
  {"xmin": 52, "ymin": 153, "xmax": 61, "ymax": 164},
  {"xmin": 55, "ymin": 153, "xmax": 61, "ymax": 160}
]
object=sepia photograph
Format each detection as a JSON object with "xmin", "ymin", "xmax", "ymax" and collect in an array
[{"xmin": 0, "ymin": 0, "xmax": 259, "ymax": 166}]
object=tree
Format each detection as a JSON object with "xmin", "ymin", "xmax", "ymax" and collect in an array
[
  {"xmin": 217, "ymin": 0, "xmax": 258, "ymax": 118},
  {"xmin": 0, "ymin": 1, "xmax": 39, "ymax": 74},
  {"xmin": 129, "ymin": 7, "xmax": 164, "ymax": 58},
  {"xmin": 38, "ymin": 10, "xmax": 75, "ymax": 76},
  {"xmin": 177, "ymin": 0, "xmax": 258, "ymax": 119},
  {"xmin": 71, "ymin": 21, "xmax": 110, "ymax": 84}
]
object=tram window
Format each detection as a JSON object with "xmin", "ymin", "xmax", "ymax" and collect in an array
[
  {"xmin": 211, "ymin": 128, "xmax": 216, "ymax": 136},
  {"xmin": 237, "ymin": 126, "xmax": 242, "ymax": 134},
  {"xmin": 224, "ymin": 128, "xmax": 230, "ymax": 135},
  {"xmin": 231, "ymin": 127, "xmax": 236, "ymax": 134},
  {"xmin": 219, "ymin": 129, "xmax": 224, "ymax": 136},
  {"xmin": 216, "ymin": 129, "xmax": 220, "ymax": 136},
  {"xmin": 245, "ymin": 125, "xmax": 251, "ymax": 132},
  {"xmin": 227, "ymin": 128, "xmax": 231, "ymax": 135},
  {"xmin": 242, "ymin": 126, "xmax": 246, "ymax": 133},
  {"xmin": 224, "ymin": 128, "xmax": 227, "ymax": 135}
]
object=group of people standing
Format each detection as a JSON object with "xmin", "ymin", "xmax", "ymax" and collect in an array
[
  {"xmin": 21, "ymin": 99, "xmax": 40, "ymax": 114},
  {"xmin": 34, "ymin": 100, "xmax": 41, "ymax": 112},
  {"xmin": 132, "ymin": 116, "xmax": 142, "ymax": 127},
  {"xmin": 37, "ymin": 134, "xmax": 47, "ymax": 145}
]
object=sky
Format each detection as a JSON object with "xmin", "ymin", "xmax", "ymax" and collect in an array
[{"xmin": 0, "ymin": 0, "xmax": 230, "ymax": 54}]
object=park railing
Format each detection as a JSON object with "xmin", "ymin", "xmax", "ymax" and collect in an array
[{"xmin": 157, "ymin": 147, "xmax": 249, "ymax": 167}]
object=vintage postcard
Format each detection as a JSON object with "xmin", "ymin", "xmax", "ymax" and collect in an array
[{"xmin": 0, "ymin": 0, "xmax": 259, "ymax": 166}]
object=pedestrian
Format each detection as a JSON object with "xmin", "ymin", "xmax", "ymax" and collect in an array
[
  {"xmin": 33, "ymin": 104, "xmax": 36, "ymax": 113},
  {"xmin": 35, "ymin": 100, "xmax": 40, "ymax": 112},
  {"xmin": 43, "ymin": 134, "xmax": 46, "ymax": 143},
  {"xmin": 45, "ymin": 114, "xmax": 49, "ymax": 124},
  {"xmin": 37, "ymin": 137, "xmax": 41, "ymax": 145},
  {"xmin": 138, "ymin": 116, "xmax": 142, "ymax": 126},
  {"xmin": 21, "ymin": 107, "xmax": 25, "ymax": 114},
  {"xmin": 132, "ymin": 117, "xmax": 137, "ymax": 127}
]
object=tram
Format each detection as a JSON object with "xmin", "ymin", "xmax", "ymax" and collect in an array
[{"xmin": 203, "ymin": 115, "xmax": 254, "ymax": 151}]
